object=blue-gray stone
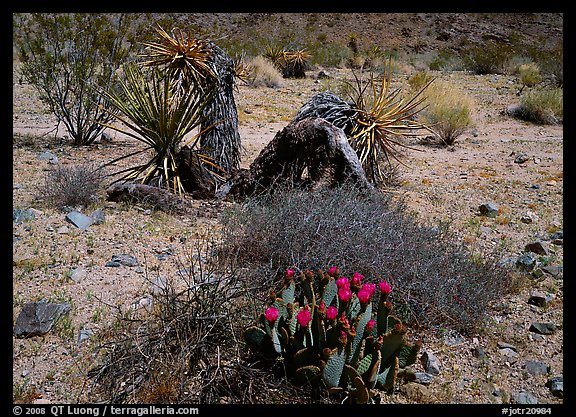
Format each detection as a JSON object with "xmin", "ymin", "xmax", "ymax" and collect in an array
[
  {"xmin": 479, "ymin": 202, "xmax": 499, "ymax": 217},
  {"xmin": 528, "ymin": 291, "xmax": 554, "ymax": 308},
  {"xmin": 65, "ymin": 211, "xmax": 93, "ymax": 230},
  {"xmin": 529, "ymin": 322, "xmax": 557, "ymax": 335},
  {"xmin": 516, "ymin": 252, "xmax": 537, "ymax": 271},
  {"xmin": 105, "ymin": 261, "xmax": 121, "ymax": 267},
  {"xmin": 414, "ymin": 372, "xmax": 434, "ymax": 385},
  {"xmin": 546, "ymin": 377, "xmax": 563, "ymax": 398},
  {"xmin": 524, "ymin": 360, "xmax": 550, "ymax": 376},
  {"xmin": 14, "ymin": 300, "xmax": 71, "ymax": 338},
  {"xmin": 90, "ymin": 208, "xmax": 105, "ymax": 225},
  {"xmin": 511, "ymin": 391, "xmax": 538, "ymax": 404},
  {"xmin": 13, "ymin": 208, "xmax": 36, "ymax": 223},
  {"xmin": 420, "ymin": 351, "xmax": 441, "ymax": 375},
  {"xmin": 38, "ymin": 151, "xmax": 58, "ymax": 164},
  {"xmin": 524, "ymin": 241, "xmax": 548, "ymax": 255},
  {"xmin": 109, "ymin": 254, "xmax": 139, "ymax": 267}
]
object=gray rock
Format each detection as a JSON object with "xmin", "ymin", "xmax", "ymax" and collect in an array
[
  {"xmin": 524, "ymin": 241, "xmax": 549, "ymax": 255},
  {"xmin": 528, "ymin": 291, "xmax": 554, "ymax": 307},
  {"xmin": 109, "ymin": 254, "xmax": 139, "ymax": 267},
  {"xmin": 14, "ymin": 300, "xmax": 71, "ymax": 338},
  {"xmin": 37, "ymin": 151, "xmax": 58, "ymax": 164},
  {"xmin": 69, "ymin": 267, "xmax": 87, "ymax": 283},
  {"xmin": 516, "ymin": 252, "xmax": 537, "ymax": 271},
  {"xmin": 317, "ymin": 70, "xmax": 331, "ymax": 79},
  {"xmin": 499, "ymin": 347, "xmax": 518, "ymax": 363},
  {"xmin": 442, "ymin": 329, "xmax": 466, "ymax": 346},
  {"xmin": 101, "ymin": 132, "xmax": 113, "ymax": 142},
  {"xmin": 497, "ymin": 341, "xmax": 517, "ymax": 351},
  {"xmin": 78, "ymin": 327, "xmax": 94, "ymax": 345},
  {"xmin": 13, "ymin": 208, "xmax": 36, "ymax": 224},
  {"xmin": 546, "ymin": 376, "xmax": 563, "ymax": 398},
  {"xmin": 513, "ymin": 153, "xmax": 530, "ymax": 164},
  {"xmin": 479, "ymin": 202, "xmax": 499, "ymax": 217},
  {"xmin": 414, "ymin": 372, "xmax": 434, "ymax": 385},
  {"xmin": 529, "ymin": 322, "xmax": 557, "ymax": 335},
  {"xmin": 65, "ymin": 211, "xmax": 93, "ymax": 230},
  {"xmin": 497, "ymin": 257, "xmax": 517, "ymax": 269},
  {"xmin": 105, "ymin": 261, "xmax": 121, "ymax": 267},
  {"xmin": 420, "ymin": 351, "xmax": 441, "ymax": 375},
  {"xmin": 542, "ymin": 265, "xmax": 563, "ymax": 278},
  {"xmin": 90, "ymin": 208, "xmax": 105, "ymax": 225},
  {"xmin": 472, "ymin": 346, "xmax": 488, "ymax": 360},
  {"xmin": 524, "ymin": 360, "xmax": 550, "ymax": 376},
  {"xmin": 511, "ymin": 390, "xmax": 538, "ymax": 404}
]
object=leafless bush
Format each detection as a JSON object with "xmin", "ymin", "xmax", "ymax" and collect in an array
[
  {"xmin": 87, "ymin": 238, "xmax": 327, "ymax": 404},
  {"xmin": 38, "ymin": 163, "xmax": 105, "ymax": 208},
  {"xmin": 219, "ymin": 183, "xmax": 512, "ymax": 333}
]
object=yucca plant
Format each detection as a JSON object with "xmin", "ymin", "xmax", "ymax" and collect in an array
[
  {"xmin": 343, "ymin": 59, "xmax": 434, "ymax": 184},
  {"xmin": 98, "ymin": 64, "xmax": 223, "ymax": 195},
  {"xmin": 140, "ymin": 24, "xmax": 217, "ymax": 91},
  {"xmin": 280, "ymin": 49, "xmax": 311, "ymax": 78}
]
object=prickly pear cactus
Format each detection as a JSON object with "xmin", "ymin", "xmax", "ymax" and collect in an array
[{"xmin": 242, "ymin": 267, "xmax": 422, "ymax": 403}]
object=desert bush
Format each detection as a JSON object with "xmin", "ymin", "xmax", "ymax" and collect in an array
[
  {"xmin": 407, "ymin": 70, "xmax": 435, "ymax": 91},
  {"xmin": 219, "ymin": 183, "xmax": 512, "ymax": 333},
  {"xmin": 38, "ymin": 163, "xmax": 105, "ymax": 208},
  {"xmin": 416, "ymin": 80, "xmax": 474, "ymax": 145},
  {"xmin": 87, "ymin": 239, "xmax": 326, "ymax": 404},
  {"xmin": 517, "ymin": 62, "xmax": 543, "ymax": 92},
  {"xmin": 461, "ymin": 41, "xmax": 514, "ymax": 75},
  {"xmin": 508, "ymin": 88, "xmax": 563, "ymax": 125},
  {"xmin": 13, "ymin": 13, "xmax": 134, "ymax": 145},
  {"xmin": 246, "ymin": 55, "xmax": 284, "ymax": 88}
]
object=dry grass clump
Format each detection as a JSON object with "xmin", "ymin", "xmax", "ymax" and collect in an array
[
  {"xmin": 508, "ymin": 88, "xmax": 563, "ymax": 125},
  {"xmin": 413, "ymin": 78, "xmax": 475, "ymax": 145},
  {"xmin": 38, "ymin": 163, "xmax": 106, "ymax": 208},
  {"xmin": 245, "ymin": 55, "xmax": 284, "ymax": 88},
  {"xmin": 517, "ymin": 62, "xmax": 543, "ymax": 90},
  {"xmin": 219, "ymin": 183, "xmax": 512, "ymax": 334}
]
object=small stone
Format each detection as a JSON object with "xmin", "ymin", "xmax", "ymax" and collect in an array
[
  {"xmin": 520, "ymin": 210, "xmax": 538, "ymax": 224},
  {"xmin": 13, "ymin": 208, "xmax": 36, "ymax": 223},
  {"xmin": 90, "ymin": 208, "xmax": 105, "ymax": 225},
  {"xmin": 109, "ymin": 254, "xmax": 139, "ymax": 267},
  {"xmin": 528, "ymin": 291, "xmax": 554, "ymax": 307},
  {"xmin": 546, "ymin": 376, "xmax": 563, "ymax": 398},
  {"xmin": 57, "ymin": 225, "xmax": 70, "ymax": 234},
  {"xmin": 420, "ymin": 351, "xmax": 441, "ymax": 375},
  {"xmin": 516, "ymin": 252, "xmax": 537, "ymax": 271},
  {"xmin": 69, "ymin": 267, "xmax": 87, "ymax": 283},
  {"xmin": 105, "ymin": 261, "xmax": 121, "ymax": 267},
  {"xmin": 529, "ymin": 322, "xmax": 557, "ymax": 335},
  {"xmin": 511, "ymin": 390, "xmax": 538, "ymax": 404},
  {"xmin": 546, "ymin": 180, "xmax": 557, "ymax": 186},
  {"xmin": 65, "ymin": 211, "xmax": 93, "ymax": 230},
  {"xmin": 497, "ymin": 341, "xmax": 517, "ymax": 351},
  {"xmin": 524, "ymin": 241, "xmax": 548, "ymax": 255},
  {"xmin": 400, "ymin": 382, "xmax": 437, "ymax": 403},
  {"xmin": 479, "ymin": 202, "xmax": 499, "ymax": 218},
  {"xmin": 524, "ymin": 360, "xmax": 550, "ymax": 376},
  {"xmin": 541, "ymin": 265, "xmax": 563, "ymax": 278},
  {"xmin": 414, "ymin": 372, "xmax": 434, "ymax": 385},
  {"xmin": 499, "ymin": 347, "xmax": 518, "ymax": 363},
  {"xmin": 513, "ymin": 153, "xmax": 530, "ymax": 164},
  {"xmin": 78, "ymin": 327, "xmax": 94, "ymax": 345},
  {"xmin": 37, "ymin": 151, "xmax": 58, "ymax": 164},
  {"xmin": 472, "ymin": 346, "xmax": 488, "ymax": 360},
  {"xmin": 14, "ymin": 300, "xmax": 71, "ymax": 338}
]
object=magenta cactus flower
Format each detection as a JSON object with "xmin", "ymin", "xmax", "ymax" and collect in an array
[
  {"xmin": 351, "ymin": 272, "xmax": 364, "ymax": 286},
  {"xmin": 365, "ymin": 319, "xmax": 376, "ymax": 333},
  {"xmin": 379, "ymin": 281, "xmax": 392, "ymax": 295},
  {"xmin": 285, "ymin": 268, "xmax": 295, "ymax": 278},
  {"xmin": 338, "ymin": 287, "xmax": 352, "ymax": 302},
  {"xmin": 264, "ymin": 307, "xmax": 279, "ymax": 324},
  {"xmin": 362, "ymin": 283, "xmax": 376, "ymax": 296},
  {"xmin": 327, "ymin": 266, "xmax": 339, "ymax": 277},
  {"xmin": 296, "ymin": 306, "xmax": 312, "ymax": 328},
  {"xmin": 326, "ymin": 305, "xmax": 338, "ymax": 320},
  {"xmin": 357, "ymin": 288, "xmax": 372, "ymax": 305},
  {"xmin": 336, "ymin": 277, "xmax": 350, "ymax": 289}
]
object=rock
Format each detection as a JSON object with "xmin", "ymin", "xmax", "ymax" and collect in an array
[
  {"xmin": 497, "ymin": 341, "xmax": 517, "ymax": 351},
  {"xmin": 524, "ymin": 241, "xmax": 549, "ymax": 255},
  {"xmin": 420, "ymin": 351, "xmax": 441, "ymax": 375},
  {"xmin": 400, "ymin": 382, "xmax": 437, "ymax": 403},
  {"xmin": 69, "ymin": 267, "xmax": 87, "ymax": 283},
  {"xmin": 472, "ymin": 346, "xmax": 488, "ymax": 360},
  {"xmin": 151, "ymin": 275, "xmax": 168, "ymax": 296},
  {"xmin": 317, "ymin": 70, "xmax": 330, "ymax": 79},
  {"xmin": 499, "ymin": 347, "xmax": 518, "ymax": 363},
  {"xmin": 101, "ymin": 132, "xmax": 113, "ymax": 142},
  {"xmin": 513, "ymin": 153, "xmax": 530, "ymax": 164},
  {"xmin": 442, "ymin": 329, "xmax": 466, "ymax": 346},
  {"xmin": 541, "ymin": 265, "xmax": 563, "ymax": 278},
  {"xmin": 14, "ymin": 300, "xmax": 71, "ymax": 338},
  {"xmin": 529, "ymin": 322, "xmax": 557, "ymax": 335},
  {"xmin": 65, "ymin": 211, "xmax": 93, "ymax": 230},
  {"xmin": 37, "ymin": 151, "xmax": 58, "ymax": 164},
  {"xmin": 520, "ymin": 211, "xmax": 538, "ymax": 224},
  {"xmin": 528, "ymin": 291, "xmax": 554, "ymax": 307},
  {"xmin": 57, "ymin": 225, "xmax": 70, "ymax": 234},
  {"xmin": 479, "ymin": 202, "xmax": 499, "ymax": 217},
  {"xmin": 546, "ymin": 376, "xmax": 563, "ymax": 398},
  {"xmin": 90, "ymin": 208, "xmax": 105, "ymax": 225},
  {"xmin": 107, "ymin": 254, "xmax": 139, "ymax": 267},
  {"xmin": 523, "ymin": 360, "xmax": 550, "ymax": 376},
  {"xmin": 511, "ymin": 390, "xmax": 538, "ymax": 404},
  {"xmin": 414, "ymin": 372, "xmax": 434, "ymax": 385},
  {"xmin": 516, "ymin": 252, "xmax": 537, "ymax": 271},
  {"xmin": 497, "ymin": 256, "xmax": 517, "ymax": 269},
  {"xmin": 78, "ymin": 327, "xmax": 94, "ymax": 345},
  {"xmin": 13, "ymin": 208, "xmax": 36, "ymax": 223}
]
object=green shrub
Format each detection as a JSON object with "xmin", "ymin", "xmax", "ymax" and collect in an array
[
  {"xmin": 13, "ymin": 13, "xmax": 134, "ymax": 145},
  {"xmin": 517, "ymin": 62, "xmax": 543, "ymax": 91},
  {"xmin": 246, "ymin": 55, "xmax": 284, "ymax": 88},
  {"xmin": 509, "ymin": 88, "xmax": 563, "ymax": 125},
  {"xmin": 220, "ymin": 183, "xmax": 512, "ymax": 333},
  {"xmin": 461, "ymin": 41, "xmax": 514, "ymax": 75}
]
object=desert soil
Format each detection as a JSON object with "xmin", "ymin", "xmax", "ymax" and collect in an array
[{"xmin": 12, "ymin": 63, "xmax": 563, "ymax": 405}]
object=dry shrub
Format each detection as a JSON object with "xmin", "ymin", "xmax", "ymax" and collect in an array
[
  {"xmin": 508, "ymin": 88, "xmax": 563, "ymax": 125},
  {"xmin": 518, "ymin": 62, "xmax": 543, "ymax": 89},
  {"xmin": 417, "ymin": 80, "xmax": 474, "ymax": 145},
  {"xmin": 38, "ymin": 163, "xmax": 105, "ymax": 208},
  {"xmin": 246, "ymin": 55, "xmax": 284, "ymax": 88},
  {"xmin": 219, "ymin": 183, "xmax": 512, "ymax": 334}
]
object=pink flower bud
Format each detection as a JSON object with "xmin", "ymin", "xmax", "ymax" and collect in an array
[
  {"xmin": 286, "ymin": 268, "xmax": 295, "ymax": 278},
  {"xmin": 326, "ymin": 305, "xmax": 338, "ymax": 320},
  {"xmin": 327, "ymin": 266, "xmax": 339, "ymax": 277},
  {"xmin": 365, "ymin": 319, "xmax": 376, "ymax": 333},
  {"xmin": 336, "ymin": 277, "xmax": 350, "ymax": 289},
  {"xmin": 338, "ymin": 287, "xmax": 352, "ymax": 302},
  {"xmin": 357, "ymin": 288, "xmax": 371, "ymax": 305},
  {"xmin": 362, "ymin": 283, "xmax": 376, "ymax": 296},
  {"xmin": 379, "ymin": 281, "xmax": 392, "ymax": 295},
  {"xmin": 264, "ymin": 307, "xmax": 279, "ymax": 324},
  {"xmin": 296, "ymin": 306, "xmax": 312, "ymax": 328},
  {"xmin": 351, "ymin": 272, "xmax": 364, "ymax": 286}
]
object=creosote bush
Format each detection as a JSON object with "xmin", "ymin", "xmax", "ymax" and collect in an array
[
  {"xmin": 220, "ymin": 183, "xmax": 512, "ymax": 333},
  {"xmin": 508, "ymin": 88, "xmax": 563, "ymax": 125},
  {"xmin": 38, "ymin": 163, "xmax": 105, "ymax": 208},
  {"xmin": 245, "ymin": 55, "xmax": 284, "ymax": 88}
]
